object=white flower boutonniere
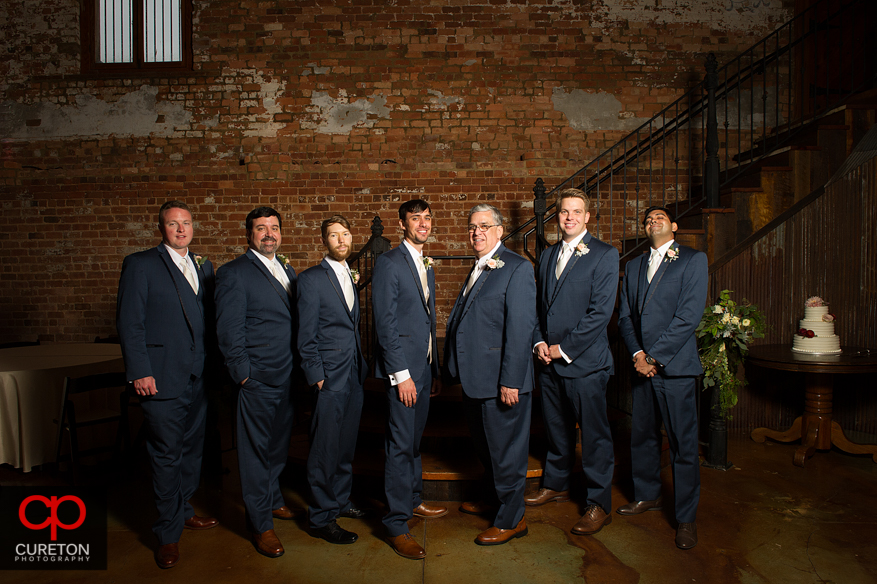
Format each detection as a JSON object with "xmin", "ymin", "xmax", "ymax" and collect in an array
[
  {"xmin": 575, "ymin": 242, "xmax": 590, "ymax": 257},
  {"xmin": 422, "ymin": 256, "xmax": 434, "ymax": 270},
  {"xmin": 276, "ymin": 254, "xmax": 291, "ymax": 267},
  {"xmin": 350, "ymin": 269, "xmax": 360, "ymax": 284},
  {"xmin": 194, "ymin": 255, "xmax": 207, "ymax": 269},
  {"xmin": 665, "ymin": 247, "xmax": 679, "ymax": 263},
  {"xmin": 485, "ymin": 255, "xmax": 505, "ymax": 270}
]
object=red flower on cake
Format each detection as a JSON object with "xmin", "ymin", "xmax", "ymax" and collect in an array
[{"xmin": 805, "ymin": 330, "xmax": 815, "ymax": 338}]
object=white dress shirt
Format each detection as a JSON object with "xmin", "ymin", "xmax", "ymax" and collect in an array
[{"xmin": 164, "ymin": 244, "xmax": 198, "ymax": 294}]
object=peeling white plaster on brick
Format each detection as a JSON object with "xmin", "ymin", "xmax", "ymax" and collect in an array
[
  {"xmin": 0, "ymin": 86, "xmax": 192, "ymax": 140},
  {"xmin": 593, "ymin": 0, "xmax": 788, "ymax": 33},
  {"xmin": 551, "ymin": 87, "xmax": 643, "ymax": 132},
  {"xmin": 215, "ymin": 69, "xmax": 285, "ymax": 138},
  {"xmin": 427, "ymin": 89, "xmax": 464, "ymax": 111},
  {"xmin": 301, "ymin": 91, "xmax": 391, "ymax": 135}
]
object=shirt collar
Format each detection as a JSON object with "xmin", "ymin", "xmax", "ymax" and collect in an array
[
  {"xmin": 402, "ymin": 238, "xmax": 422, "ymax": 260},
  {"xmin": 163, "ymin": 244, "xmax": 190, "ymax": 265},
  {"xmin": 252, "ymin": 250, "xmax": 279, "ymax": 270},
  {"xmin": 650, "ymin": 238, "xmax": 675, "ymax": 259},
  {"xmin": 476, "ymin": 241, "xmax": 503, "ymax": 268},
  {"xmin": 562, "ymin": 229, "xmax": 588, "ymax": 251},
  {"xmin": 324, "ymin": 254, "xmax": 349, "ymax": 274}
]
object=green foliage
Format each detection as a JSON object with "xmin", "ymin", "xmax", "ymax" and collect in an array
[{"xmin": 696, "ymin": 290, "xmax": 766, "ymax": 418}]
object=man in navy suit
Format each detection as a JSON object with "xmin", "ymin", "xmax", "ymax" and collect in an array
[
  {"xmin": 117, "ymin": 200, "xmax": 218, "ymax": 569},
  {"xmin": 215, "ymin": 207, "xmax": 297, "ymax": 558},
  {"xmin": 297, "ymin": 215, "xmax": 368, "ymax": 546},
  {"xmin": 529, "ymin": 188, "xmax": 619, "ymax": 536},
  {"xmin": 373, "ymin": 199, "xmax": 447, "ymax": 560},
  {"xmin": 616, "ymin": 205, "xmax": 708, "ymax": 550},
  {"xmin": 443, "ymin": 203, "xmax": 537, "ymax": 546}
]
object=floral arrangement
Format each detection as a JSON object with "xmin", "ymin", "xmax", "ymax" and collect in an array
[
  {"xmin": 350, "ymin": 269, "xmax": 360, "ymax": 284},
  {"xmin": 665, "ymin": 246, "xmax": 679, "ymax": 263},
  {"xmin": 194, "ymin": 255, "xmax": 207, "ymax": 268},
  {"xmin": 804, "ymin": 296, "xmax": 825, "ymax": 307},
  {"xmin": 575, "ymin": 242, "xmax": 590, "ymax": 256},
  {"xmin": 486, "ymin": 255, "xmax": 505, "ymax": 270},
  {"xmin": 422, "ymin": 256, "xmax": 434, "ymax": 270},
  {"xmin": 276, "ymin": 254, "xmax": 290, "ymax": 267},
  {"xmin": 696, "ymin": 289, "xmax": 766, "ymax": 418}
]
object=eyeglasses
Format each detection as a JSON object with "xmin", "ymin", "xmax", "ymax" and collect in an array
[{"xmin": 467, "ymin": 223, "xmax": 500, "ymax": 233}]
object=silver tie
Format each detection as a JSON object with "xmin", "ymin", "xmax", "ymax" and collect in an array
[
  {"xmin": 418, "ymin": 261, "xmax": 432, "ymax": 362},
  {"xmin": 555, "ymin": 244, "xmax": 571, "ymax": 280},
  {"xmin": 464, "ymin": 263, "xmax": 480, "ymax": 296},
  {"xmin": 647, "ymin": 251, "xmax": 660, "ymax": 283},
  {"xmin": 270, "ymin": 261, "xmax": 291, "ymax": 295},
  {"xmin": 342, "ymin": 270, "xmax": 355, "ymax": 312},
  {"xmin": 181, "ymin": 260, "xmax": 198, "ymax": 294}
]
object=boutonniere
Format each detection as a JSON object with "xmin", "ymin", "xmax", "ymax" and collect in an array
[
  {"xmin": 575, "ymin": 242, "xmax": 589, "ymax": 257},
  {"xmin": 276, "ymin": 254, "xmax": 290, "ymax": 267},
  {"xmin": 350, "ymin": 269, "xmax": 360, "ymax": 284},
  {"xmin": 665, "ymin": 246, "xmax": 679, "ymax": 263},
  {"xmin": 194, "ymin": 255, "xmax": 207, "ymax": 269},
  {"xmin": 422, "ymin": 256, "xmax": 434, "ymax": 270},
  {"xmin": 485, "ymin": 254, "xmax": 505, "ymax": 270}
]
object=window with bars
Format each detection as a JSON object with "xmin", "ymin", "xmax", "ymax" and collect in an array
[{"xmin": 82, "ymin": 0, "xmax": 192, "ymax": 74}]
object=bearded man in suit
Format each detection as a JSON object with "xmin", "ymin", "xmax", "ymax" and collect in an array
[
  {"xmin": 528, "ymin": 188, "xmax": 619, "ymax": 536},
  {"xmin": 117, "ymin": 200, "xmax": 218, "ymax": 569},
  {"xmin": 297, "ymin": 215, "xmax": 368, "ymax": 545},
  {"xmin": 443, "ymin": 203, "xmax": 537, "ymax": 546},
  {"xmin": 616, "ymin": 205, "xmax": 708, "ymax": 550},
  {"xmin": 215, "ymin": 206, "xmax": 298, "ymax": 558}
]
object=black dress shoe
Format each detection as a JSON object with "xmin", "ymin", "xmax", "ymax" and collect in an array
[
  {"xmin": 311, "ymin": 521, "xmax": 358, "ymax": 544},
  {"xmin": 676, "ymin": 522, "xmax": 697, "ymax": 550},
  {"xmin": 338, "ymin": 506, "xmax": 369, "ymax": 519}
]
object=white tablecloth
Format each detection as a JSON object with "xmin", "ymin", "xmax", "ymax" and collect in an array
[{"xmin": 0, "ymin": 344, "xmax": 124, "ymax": 472}]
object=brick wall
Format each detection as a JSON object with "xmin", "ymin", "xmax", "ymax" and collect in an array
[{"xmin": 0, "ymin": 0, "xmax": 793, "ymax": 342}]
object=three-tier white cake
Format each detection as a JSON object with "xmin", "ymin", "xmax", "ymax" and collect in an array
[{"xmin": 791, "ymin": 297, "xmax": 841, "ymax": 354}]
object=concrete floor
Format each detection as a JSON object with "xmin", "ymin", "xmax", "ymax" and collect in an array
[{"xmin": 3, "ymin": 433, "xmax": 877, "ymax": 584}]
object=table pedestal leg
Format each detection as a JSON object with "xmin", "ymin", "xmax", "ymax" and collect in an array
[
  {"xmin": 793, "ymin": 373, "xmax": 833, "ymax": 467},
  {"xmin": 830, "ymin": 421, "xmax": 877, "ymax": 463},
  {"xmin": 751, "ymin": 416, "xmax": 802, "ymax": 443}
]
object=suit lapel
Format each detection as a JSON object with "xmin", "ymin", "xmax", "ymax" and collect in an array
[
  {"xmin": 189, "ymin": 251, "xmax": 206, "ymax": 304},
  {"xmin": 641, "ymin": 242, "xmax": 679, "ymax": 314},
  {"xmin": 247, "ymin": 249, "xmax": 291, "ymax": 311},
  {"xmin": 549, "ymin": 233, "xmax": 590, "ymax": 307},
  {"xmin": 636, "ymin": 252, "xmax": 649, "ymax": 313},
  {"xmin": 400, "ymin": 244, "xmax": 429, "ymax": 314},
  {"xmin": 157, "ymin": 246, "xmax": 196, "ymax": 338},
  {"xmin": 321, "ymin": 259, "xmax": 354, "ymax": 321}
]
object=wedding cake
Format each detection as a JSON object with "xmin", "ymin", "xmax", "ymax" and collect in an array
[{"xmin": 791, "ymin": 297, "xmax": 841, "ymax": 354}]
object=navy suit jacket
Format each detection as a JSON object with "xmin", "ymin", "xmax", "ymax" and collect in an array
[
  {"xmin": 443, "ymin": 245, "xmax": 537, "ymax": 398},
  {"xmin": 116, "ymin": 245, "xmax": 214, "ymax": 399},
  {"xmin": 296, "ymin": 259, "xmax": 367, "ymax": 388},
  {"xmin": 215, "ymin": 249, "xmax": 297, "ymax": 387},
  {"xmin": 617, "ymin": 242, "xmax": 708, "ymax": 376},
  {"xmin": 533, "ymin": 232, "xmax": 619, "ymax": 378},
  {"xmin": 372, "ymin": 243, "xmax": 439, "ymax": 381}
]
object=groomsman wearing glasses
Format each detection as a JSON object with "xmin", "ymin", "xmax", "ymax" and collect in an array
[
  {"xmin": 373, "ymin": 199, "xmax": 447, "ymax": 560},
  {"xmin": 444, "ymin": 203, "xmax": 537, "ymax": 546},
  {"xmin": 297, "ymin": 215, "xmax": 368, "ymax": 545},
  {"xmin": 529, "ymin": 188, "xmax": 619, "ymax": 536}
]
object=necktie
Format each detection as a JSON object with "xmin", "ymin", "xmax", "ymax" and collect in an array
[
  {"xmin": 647, "ymin": 251, "xmax": 661, "ymax": 283},
  {"xmin": 555, "ymin": 244, "xmax": 571, "ymax": 280},
  {"xmin": 341, "ymin": 269, "xmax": 355, "ymax": 312},
  {"xmin": 464, "ymin": 263, "xmax": 481, "ymax": 296},
  {"xmin": 270, "ymin": 261, "xmax": 291, "ymax": 295},
  {"xmin": 417, "ymin": 259, "xmax": 432, "ymax": 363},
  {"xmin": 181, "ymin": 260, "xmax": 198, "ymax": 294}
]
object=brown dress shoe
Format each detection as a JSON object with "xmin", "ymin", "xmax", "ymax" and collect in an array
[
  {"xmin": 184, "ymin": 515, "xmax": 218, "ymax": 530},
  {"xmin": 459, "ymin": 500, "xmax": 497, "ymax": 516},
  {"xmin": 155, "ymin": 542, "xmax": 179, "ymax": 569},
  {"xmin": 251, "ymin": 529, "xmax": 284, "ymax": 558},
  {"xmin": 615, "ymin": 498, "xmax": 663, "ymax": 515},
  {"xmin": 524, "ymin": 487, "xmax": 571, "ymax": 506},
  {"xmin": 272, "ymin": 506, "xmax": 300, "ymax": 520},
  {"xmin": 676, "ymin": 522, "xmax": 698, "ymax": 549},
  {"xmin": 386, "ymin": 533, "xmax": 426, "ymax": 560},
  {"xmin": 571, "ymin": 505, "xmax": 612, "ymax": 535},
  {"xmin": 413, "ymin": 502, "xmax": 448, "ymax": 518},
  {"xmin": 475, "ymin": 519, "xmax": 528, "ymax": 546}
]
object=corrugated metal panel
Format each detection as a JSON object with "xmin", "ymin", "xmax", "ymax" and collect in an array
[{"xmin": 710, "ymin": 157, "xmax": 877, "ymax": 433}]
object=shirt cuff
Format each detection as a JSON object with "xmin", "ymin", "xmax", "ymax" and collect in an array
[
  {"xmin": 557, "ymin": 345, "xmax": 573, "ymax": 364},
  {"xmin": 532, "ymin": 341, "xmax": 547, "ymax": 354},
  {"xmin": 389, "ymin": 370, "xmax": 411, "ymax": 386},
  {"xmin": 633, "ymin": 350, "xmax": 644, "ymax": 358}
]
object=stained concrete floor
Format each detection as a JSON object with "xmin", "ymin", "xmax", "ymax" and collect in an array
[{"xmin": 3, "ymin": 432, "xmax": 877, "ymax": 584}]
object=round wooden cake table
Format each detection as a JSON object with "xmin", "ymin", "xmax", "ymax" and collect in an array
[{"xmin": 748, "ymin": 344, "xmax": 877, "ymax": 467}]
